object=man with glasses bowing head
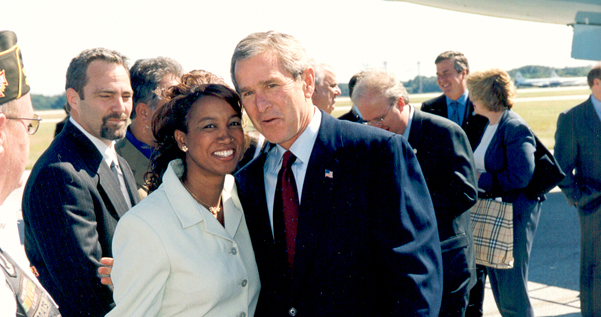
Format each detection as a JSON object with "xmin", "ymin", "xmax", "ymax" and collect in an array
[
  {"xmin": 353, "ymin": 69, "xmax": 478, "ymax": 317},
  {"xmin": 23, "ymin": 48, "xmax": 140, "ymax": 316},
  {"xmin": 231, "ymin": 31, "xmax": 443, "ymax": 316}
]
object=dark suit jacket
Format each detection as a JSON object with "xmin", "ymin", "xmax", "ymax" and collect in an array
[
  {"xmin": 235, "ymin": 112, "xmax": 443, "ymax": 316},
  {"xmin": 421, "ymin": 94, "xmax": 488, "ymax": 150},
  {"xmin": 23, "ymin": 121, "xmax": 140, "ymax": 316},
  {"xmin": 555, "ymin": 96, "xmax": 601, "ymax": 212},
  {"xmin": 337, "ymin": 107, "xmax": 362, "ymax": 123},
  {"xmin": 407, "ymin": 108, "xmax": 477, "ymax": 295}
]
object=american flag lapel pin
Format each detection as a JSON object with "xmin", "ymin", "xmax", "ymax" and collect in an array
[{"xmin": 324, "ymin": 169, "xmax": 334, "ymax": 179}]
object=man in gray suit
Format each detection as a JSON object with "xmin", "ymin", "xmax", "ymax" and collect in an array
[
  {"xmin": 116, "ymin": 57, "xmax": 182, "ymax": 199},
  {"xmin": 23, "ymin": 48, "xmax": 140, "ymax": 316},
  {"xmin": 555, "ymin": 62, "xmax": 601, "ymax": 317}
]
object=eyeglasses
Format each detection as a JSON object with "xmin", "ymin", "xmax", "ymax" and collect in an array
[
  {"xmin": 6, "ymin": 114, "xmax": 42, "ymax": 135},
  {"xmin": 362, "ymin": 105, "xmax": 393, "ymax": 127}
]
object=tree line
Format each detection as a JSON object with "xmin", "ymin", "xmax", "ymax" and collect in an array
[{"xmin": 31, "ymin": 65, "xmax": 592, "ymax": 110}]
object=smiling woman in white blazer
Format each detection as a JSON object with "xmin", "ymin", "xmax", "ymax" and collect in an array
[{"xmin": 107, "ymin": 75, "xmax": 260, "ymax": 317}]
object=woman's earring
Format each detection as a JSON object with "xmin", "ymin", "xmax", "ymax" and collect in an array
[{"xmin": 181, "ymin": 145, "xmax": 188, "ymax": 152}]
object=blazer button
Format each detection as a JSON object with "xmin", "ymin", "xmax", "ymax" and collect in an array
[
  {"xmin": 238, "ymin": 313, "xmax": 246, "ymax": 317},
  {"xmin": 241, "ymin": 279, "xmax": 248, "ymax": 287},
  {"xmin": 288, "ymin": 307, "xmax": 297, "ymax": 316},
  {"xmin": 231, "ymin": 248, "xmax": 237, "ymax": 255}
]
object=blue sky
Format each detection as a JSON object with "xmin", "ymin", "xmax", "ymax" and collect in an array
[{"xmin": 3, "ymin": 0, "xmax": 594, "ymax": 96}]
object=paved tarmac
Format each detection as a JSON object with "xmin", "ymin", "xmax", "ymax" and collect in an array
[{"xmin": 5, "ymin": 173, "xmax": 584, "ymax": 316}]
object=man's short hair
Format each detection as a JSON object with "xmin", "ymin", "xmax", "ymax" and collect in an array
[
  {"xmin": 65, "ymin": 48, "xmax": 130, "ymax": 111},
  {"xmin": 0, "ymin": 96, "xmax": 19, "ymax": 117},
  {"xmin": 230, "ymin": 31, "xmax": 310, "ymax": 91},
  {"xmin": 348, "ymin": 71, "xmax": 366, "ymax": 99},
  {"xmin": 311, "ymin": 60, "xmax": 325, "ymax": 86},
  {"xmin": 435, "ymin": 51, "xmax": 469, "ymax": 75},
  {"xmin": 130, "ymin": 57, "xmax": 183, "ymax": 118},
  {"xmin": 351, "ymin": 69, "xmax": 410, "ymax": 106},
  {"xmin": 587, "ymin": 62, "xmax": 601, "ymax": 88}
]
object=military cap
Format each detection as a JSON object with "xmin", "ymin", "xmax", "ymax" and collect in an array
[{"xmin": 0, "ymin": 30, "xmax": 30, "ymax": 105}]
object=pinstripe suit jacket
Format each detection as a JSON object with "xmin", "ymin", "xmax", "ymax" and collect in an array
[
  {"xmin": 555, "ymin": 96, "xmax": 601, "ymax": 212},
  {"xmin": 23, "ymin": 120, "xmax": 140, "ymax": 316},
  {"xmin": 235, "ymin": 112, "xmax": 443, "ymax": 316}
]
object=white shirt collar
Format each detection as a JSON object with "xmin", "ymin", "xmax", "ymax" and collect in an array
[
  {"xmin": 402, "ymin": 104, "xmax": 415, "ymax": 139},
  {"xmin": 272, "ymin": 107, "xmax": 322, "ymax": 168},
  {"xmin": 69, "ymin": 117, "xmax": 118, "ymax": 167}
]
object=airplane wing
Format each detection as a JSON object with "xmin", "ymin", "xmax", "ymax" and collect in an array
[{"xmin": 389, "ymin": 0, "xmax": 601, "ymax": 61}]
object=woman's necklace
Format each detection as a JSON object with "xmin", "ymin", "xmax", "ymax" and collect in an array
[{"xmin": 181, "ymin": 181, "xmax": 222, "ymax": 216}]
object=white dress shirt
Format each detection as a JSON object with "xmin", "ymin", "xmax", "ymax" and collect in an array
[
  {"xmin": 69, "ymin": 118, "xmax": 132, "ymax": 208},
  {"xmin": 263, "ymin": 108, "xmax": 322, "ymax": 235}
]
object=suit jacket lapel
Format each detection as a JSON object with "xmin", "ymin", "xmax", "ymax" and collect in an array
[
  {"xmin": 237, "ymin": 151, "xmax": 274, "ymax": 250},
  {"xmin": 64, "ymin": 121, "xmax": 130, "ymax": 218},
  {"xmin": 408, "ymin": 108, "xmax": 424, "ymax": 151},
  {"xmin": 584, "ymin": 98, "xmax": 601, "ymax": 137},
  {"xmin": 98, "ymin": 160, "xmax": 131, "ymax": 218},
  {"xmin": 293, "ymin": 113, "xmax": 339, "ymax": 287},
  {"xmin": 463, "ymin": 98, "xmax": 473, "ymax": 129},
  {"xmin": 65, "ymin": 121, "xmax": 134, "ymax": 218}
]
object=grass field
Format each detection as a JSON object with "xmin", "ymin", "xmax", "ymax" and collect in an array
[{"xmin": 28, "ymin": 86, "xmax": 590, "ymax": 169}]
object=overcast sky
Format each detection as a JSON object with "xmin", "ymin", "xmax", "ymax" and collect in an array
[{"xmin": 3, "ymin": 0, "xmax": 595, "ymax": 96}]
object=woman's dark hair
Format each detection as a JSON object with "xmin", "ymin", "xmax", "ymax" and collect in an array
[{"xmin": 144, "ymin": 72, "xmax": 242, "ymax": 193}]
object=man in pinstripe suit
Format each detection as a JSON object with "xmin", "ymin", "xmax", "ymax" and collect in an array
[{"xmin": 22, "ymin": 48, "xmax": 140, "ymax": 316}]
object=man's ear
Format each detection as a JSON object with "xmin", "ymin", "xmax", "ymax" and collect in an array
[
  {"xmin": 66, "ymin": 88, "xmax": 80, "ymax": 113},
  {"xmin": 303, "ymin": 67, "xmax": 316, "ymax": 99},
  {"xmin": 396, "ymin": 97, "xmax": 406, "ymax": 111},
  {"xmin": 136, "ymin": 103, "xmax": 151, "ymax": 122}
]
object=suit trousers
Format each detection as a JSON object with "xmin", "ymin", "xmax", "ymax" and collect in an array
[{"xmin": 579, "ymin": 205, "xmax": 601, "ymax": 317}]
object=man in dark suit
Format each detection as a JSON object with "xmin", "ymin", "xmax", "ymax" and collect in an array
[
  {"xmin": 421, "ymin": 51, "xmax": 488, "ymax": 316},
  {"xmin": 555, "ymin": 62, "xmax": 601, "ymax": 317},
  {"xmin": 231, "ymin": 31, "xmax": 442, "ymax": 316},
  {"xmin": 420, "ymin": 51, "xmax": 487, "ymax": 150},
  {"xmin": 338, "ymin": 71, "xmax": 364, "ymax": 123},
  {"xmin": 23, "ymin": 48, "xmax": 140, "ymax": 316},
  {"xmin": 353, "ymin": 69, "xmax": 477, "ymax": 317},
  {"xmin": 116, "ymin": 57, "xmax": 182, "ymax": 199}
]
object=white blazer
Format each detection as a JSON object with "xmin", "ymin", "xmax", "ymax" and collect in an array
[{"xmin": 108, "ymin": 159, "xmax": 260, "ymax": 317}]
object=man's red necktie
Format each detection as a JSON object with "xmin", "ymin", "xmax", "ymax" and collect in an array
[{"xmin": 273, "ymin": 150, "xmax": 299, "ymax": 270}]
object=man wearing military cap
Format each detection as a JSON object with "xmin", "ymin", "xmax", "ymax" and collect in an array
[{"xmin": 0, "ymin": 30, "xmax": 60, "ymax": 316}]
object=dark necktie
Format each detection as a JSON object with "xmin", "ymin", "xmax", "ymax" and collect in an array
[
  {"xmin": 449, "ymin": 101, "xmax": 461, "ymax": 126},
  {"xmin": 273, "ymin": 151, "xmax": 299, "ymax": 270},
  {"xmin": 110, "ymin": 160, "xmax": 132, "ymax": 209}
]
